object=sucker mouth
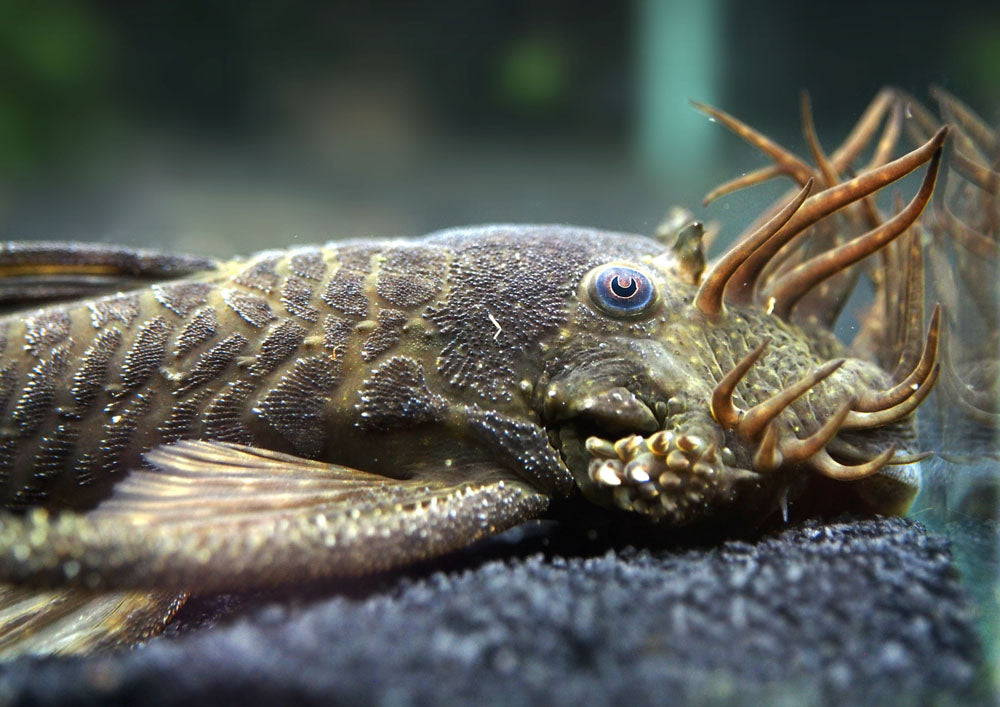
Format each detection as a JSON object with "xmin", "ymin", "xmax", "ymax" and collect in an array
[
  {"xmin": 573, "ymin": 426, "xmax": 765, "ymax": 525},
  {"xmin": 543, "ymin": 387, "xmax": 666, "ymax": 486},
  {"xmin": 541, "ymin": 383, "xmax": 768, "ymax": 526}
]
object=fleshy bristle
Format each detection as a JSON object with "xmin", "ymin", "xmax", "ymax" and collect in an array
[
  {"xmin": 764, "ymin": 135, "xmax": 944, "ymax": 320},
  {"xmin": 809, "ymin": 445, "xmax": 896, "ymax": 481},
  {"xmin": 727, "ymin": 128, "xmax": 947, "ymax": 307},
  {"xmin": 694, "ymin": 180, "xmax": 813, "ymax": 317},
  {"xmin": 691, "ymin": 100, "xmax": 815, "ymax": 185},
  {"xmin": 857, "ymin": 305, "xmax": 941, "ymax": 413},
  {"xmin": 737, "ymin": 359, "xmax": 845, "ymax": 440}
]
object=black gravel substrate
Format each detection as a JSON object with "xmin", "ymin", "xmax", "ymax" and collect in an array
[{"xmin": 0, "ymin": 517, "xmax": 990, "ymax": 706}]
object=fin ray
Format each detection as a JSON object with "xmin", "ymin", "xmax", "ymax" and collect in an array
[
  {"xmin": 0, "ymin": 441, "xmax": 548, "ymax": 592},
  {"xmin": 0, "ymin": 583, "xmax": 184, "ymax": 658},
  {"xmin": 0, "ymin": 242, "xmax": 217, "ymax": 311}
]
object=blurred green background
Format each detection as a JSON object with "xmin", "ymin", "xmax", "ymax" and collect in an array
[{"xmin": 0, "ymin": 0, "xmax": 997, "ymax": 256}]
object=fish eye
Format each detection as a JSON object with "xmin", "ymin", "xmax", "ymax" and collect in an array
[{"xmin": 586, "ymin": 265, "xmax": 657, "ymax": 317}]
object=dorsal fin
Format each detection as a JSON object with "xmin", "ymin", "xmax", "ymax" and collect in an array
[{"xmin": 0, "ymin": 242, "xmax": 218, "ymax": 313}]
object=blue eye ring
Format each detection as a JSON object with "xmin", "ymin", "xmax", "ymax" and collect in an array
[{"xmin": 587, "ymin": 265, "xmax": 657, "ymax": 317}]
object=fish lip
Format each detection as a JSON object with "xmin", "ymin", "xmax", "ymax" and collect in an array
[
  {"xmin": 539, "ymin": 383, "xmax": 663, "ymax": 487},
  {"xmin": 540, "ymin": 385, "xmax": 661, "ymax": 435}
]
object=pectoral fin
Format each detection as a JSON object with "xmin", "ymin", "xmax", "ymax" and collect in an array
[
  {"xmin": 0, "ymin": 584, "xmax": 185, "ymax": 658},
  {"xmin": 0, "ymin": 441, "xmax": 548, "ymax": 593},
  {"xmin": 0, "ymin": 242, "xmax": 217, "ymax": 312}
]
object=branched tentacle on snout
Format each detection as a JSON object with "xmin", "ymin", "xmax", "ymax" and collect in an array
[
  {"xmin": 751, "ymin": 398, "xmax": 853, "ymax": 473},
  {"xmin": 685, "ymin": 99, "xmax": 947, "ymax": 492},
  {"xmin": 705, "ymin": 308, "xmax": 940, "ymax": 482},
  {"xmin": 707, "ymin": 341, "xmax": 878, "ymax": 480},
  {"xmin": 567, "ymin": 89, "xmax": 966, "ymax": 529}
]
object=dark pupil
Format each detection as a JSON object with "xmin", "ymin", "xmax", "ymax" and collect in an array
[{"xmin": 610, "ymin": 274, "xmax": 638, "ymax": 298}]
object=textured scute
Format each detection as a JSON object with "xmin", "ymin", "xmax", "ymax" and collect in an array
[
  {"xmin": 11, "ymin": 344, "xmax": 71, "ymax": 435},
  {"xmin": 117, "ymin": 317, "xmax": 173, "ymax": 397},
  {"xmin": 222, "ymin": 289, "xmax": 275, "ymax": 329},
  {"xmin": 360, "ymin": 308, "xmax": 407, "ymax": 361},
  {"xmin": 175, "ymin": 333, "xmax": 248, "ymax": 396},
  {"xmin": 322, "ymin": 313, "xmax": 352, "ymax": 352},
  {"xmin": 88, "ymin": 292, "xmax": 141, "ymax": 328},
  {"xmin": 158, "ymin": 389, "xmax": 214, "ymax": 444},
  {"xmin": 376, "ymin": 243, "xmax": 447, "ymax": 309},
  {"xmin": 288, "ymin": 248, "xmax": 327, "ymax": 281},
  {"xmin": 279, "ymin": 277, "xmax": 320, "ymax": 322},
  {"xmin": 22, "ymin": 422, "xmax": 79, "ymax": 502},
  {"xmin": 358, "ymin": 355, "xmax": 444, "ymax": 432},
  {"xmin": 152, "ymin": 283, "xmax": 212, "ymax": 318},
  {"xmin": 424, "ymin": 225, "xmax": 661, "ymax": 401},
  {"xmin": 255, "ymin": 356, "xmax": 342, "ymax": 457},
  {"xmin": 0, "ymin": 518, "xmax": 984, "ymax": 706},
  {"xmin": 203, "ymin": 381, "xmax": 256, "ymax": 445},
  {"xmin": 320, "ymin": 270, "xmax": 368, "ymax": 318},
  {"xmin": 333, "ymin": 243, "xmax": 380, "ymax": 273},
  {"xmin": 0, "ymin": 367, "xmax": 16, "ymax": 416},
  {"xmin": 71, "ymin": 329, "xmax": 123, "ymax": 410},
  {"xmin": 23, "ymin": 311, "xmax": 71, "ymax": 358},
  {"xmin": 233, "ymin": 253, "xmax": 282, "ymax": 295},
  {"xmin": 173, "ymin": 306, "xmax": 218, "ymax": 358},
  {"xmin": 249, "ymin": 320, "xmax": 306, "ymax": 378},
  {"xmin": 93, "ymin": 390, "xmax": 156, "ymax": 480},
  {"xmin": 376, "ymin": 271, "xmax": 438, "ymax": 309}
]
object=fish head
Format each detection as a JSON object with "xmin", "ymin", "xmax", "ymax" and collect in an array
[
  {"xmin": 529, "ymin": 216, "xmax": 921, "ymax": 530},
  {"xmin": 532, "ymin": 223, "xmax": 786, "ymax": 528}
]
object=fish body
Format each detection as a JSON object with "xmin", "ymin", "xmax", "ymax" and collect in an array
[
  {"xmin": 0, "ymin": 92, "xmax": 960, "ymax": 657},
  {"xmin": 0, "ymin": 228, "xmax": 665, "ymax": 509},
  {"xmin": 0, "ymin": 225, "xmax": 918, "ymax": 518}
]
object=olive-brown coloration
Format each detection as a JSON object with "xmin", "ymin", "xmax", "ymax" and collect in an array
[{"xmin": 0, "ymin": 91, "xmax": 959, "ymax": 657}]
